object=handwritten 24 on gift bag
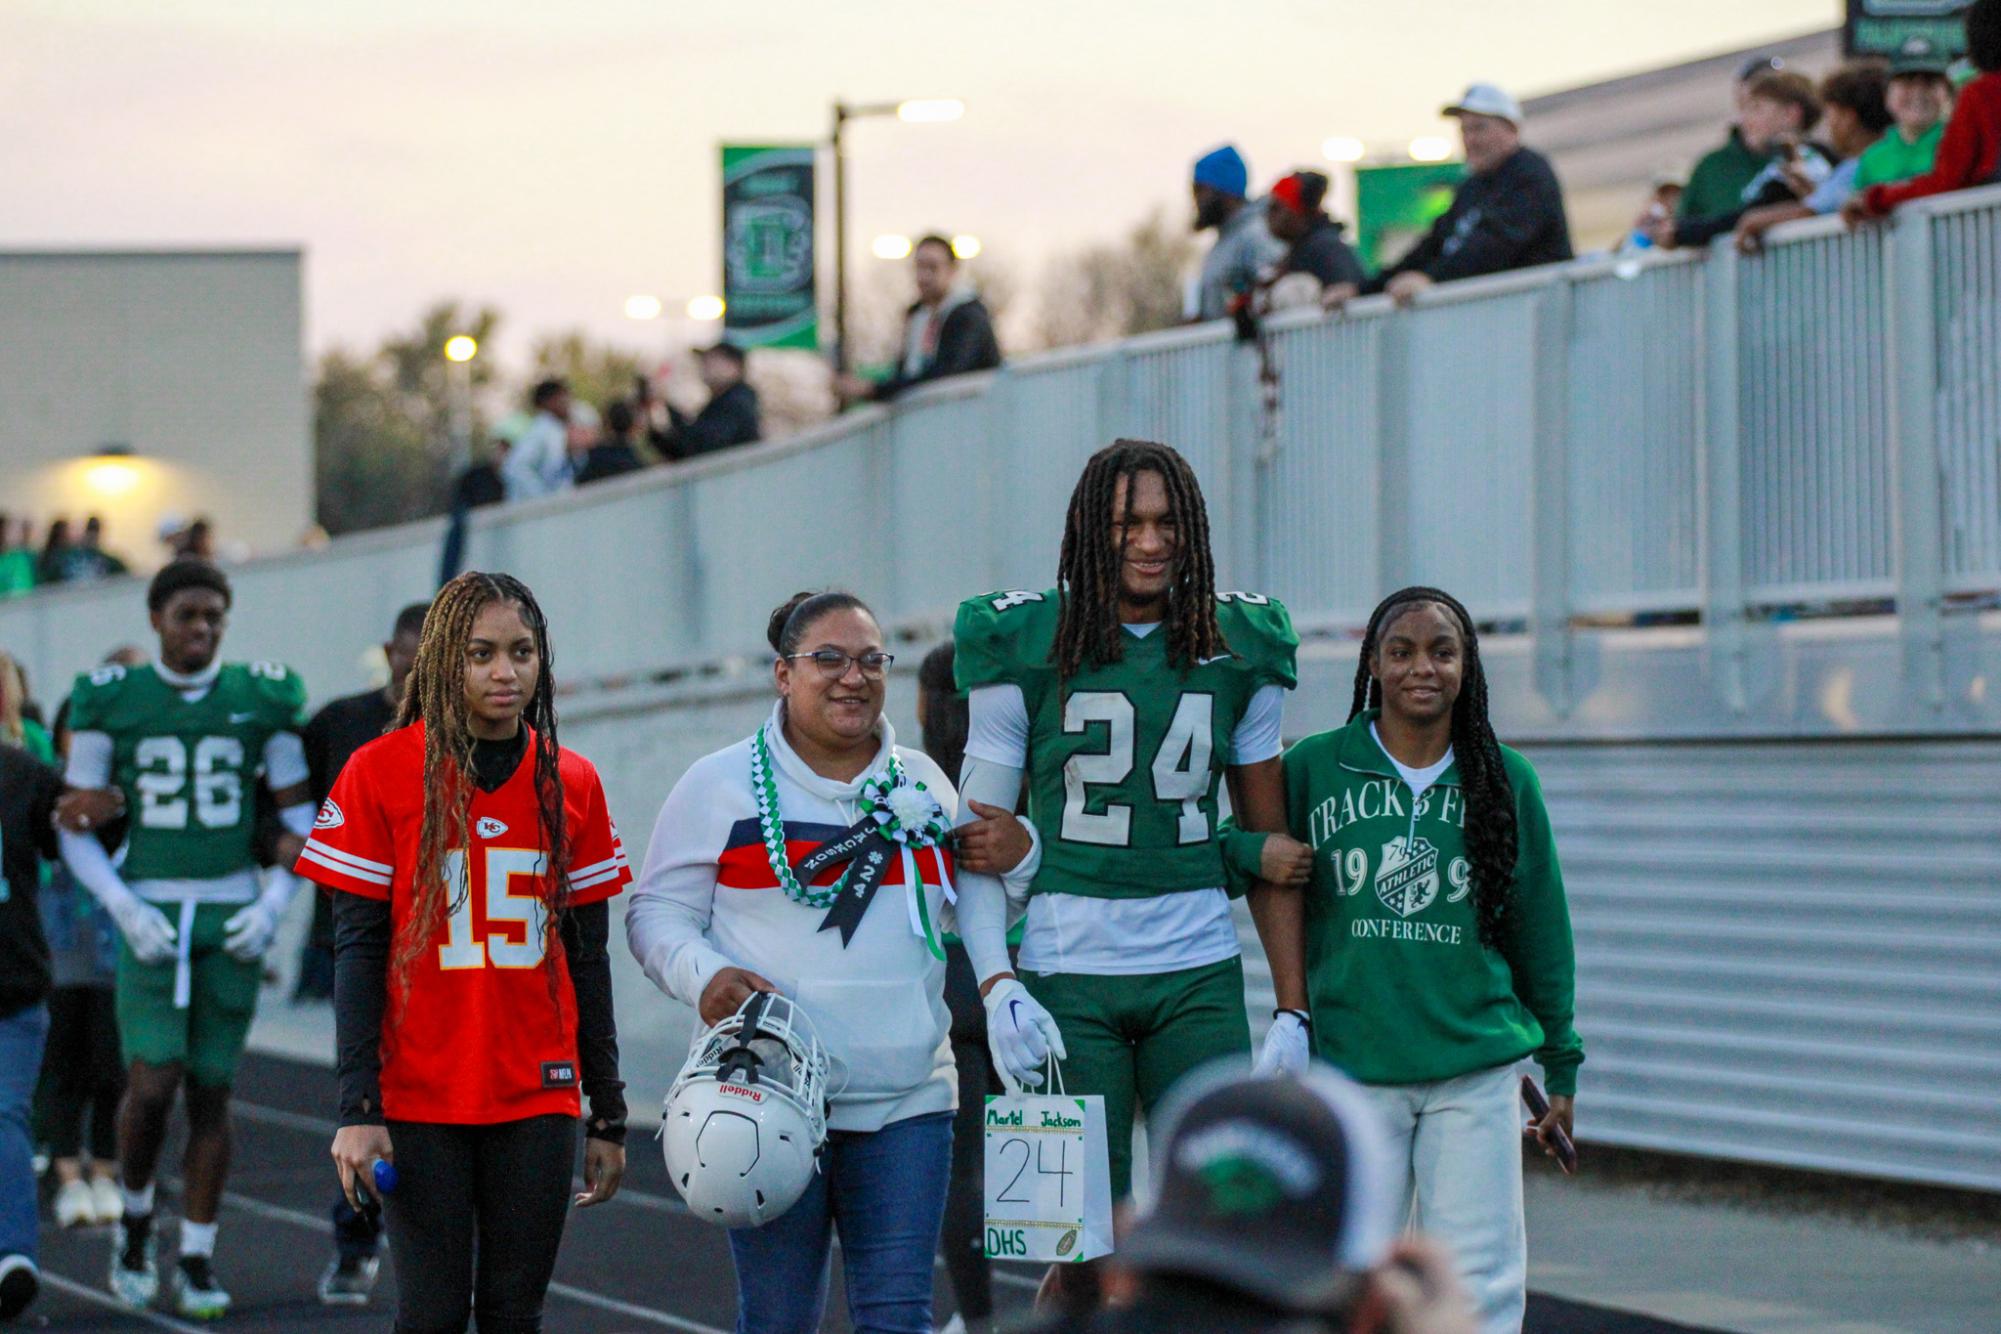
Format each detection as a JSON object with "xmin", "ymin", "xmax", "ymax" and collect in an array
[{"xmin": 983, "ymin": 1092, "xmax": 1113, "ymax": 1263}]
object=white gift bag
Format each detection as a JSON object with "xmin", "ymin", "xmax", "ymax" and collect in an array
[{"xmin": 982, "ymin": 1062, "xmax": 1113, "ymax": 1263}]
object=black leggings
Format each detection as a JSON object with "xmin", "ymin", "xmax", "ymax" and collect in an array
[
  {"xmin": 34, "ymin": 985, "xmax": 124, "ymax": 1160},
  {"xmin": 941, "ymin": 942, "xmax": 1001, "ymax": 1322},
  {"xmin": 383, "ymin": 1115, "xmax": 577, "ymax": 1334}
]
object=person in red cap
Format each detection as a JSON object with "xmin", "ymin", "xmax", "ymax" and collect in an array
[{"xmin": 1266, "ymin": 171, "xmax": 1365, "ymax": 307}]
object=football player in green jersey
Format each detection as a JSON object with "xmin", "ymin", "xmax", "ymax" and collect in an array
[
  {"xmin": 56, "ymin": 560, "xmax": 312, "ymax": 1319},
  {"xmin": 949, "ymin": 439, "xmax": 1316, "ymax": 1304}
]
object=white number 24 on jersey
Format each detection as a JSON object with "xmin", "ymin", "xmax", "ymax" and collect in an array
[
  {"xmin": 437, "ymin": 847, "xmax": 549, "ymax": 970},
  {"xmin": 1060, "ymin": 692, "xmax": 1214, "ymax": 847}
]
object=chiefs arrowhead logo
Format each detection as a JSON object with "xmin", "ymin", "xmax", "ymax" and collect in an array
[
  {"xmin": 475, "ymin": 816, "xmax": 509, "ymax": 839},
  {"xmin": 314, "ymin": 800, "xmax": 344, "ymax": 830}
]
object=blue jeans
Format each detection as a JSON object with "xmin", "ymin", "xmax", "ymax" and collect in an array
[
  {"xmin": 1, "ymin": 1004, "xmax": 51, "ymax": 1264},
  {"xmin": 728, "ymin": 1109, "xmax": 952, "ymax": 1334}
]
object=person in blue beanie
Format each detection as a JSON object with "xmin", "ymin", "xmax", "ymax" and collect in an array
[{"xmin": 1190, "ymin": 144, "xmax": 1284, "ymax": 322}]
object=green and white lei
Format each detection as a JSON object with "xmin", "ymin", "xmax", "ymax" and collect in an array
[{"xmin": 750, "ymin": 725, "xmax": 956, "ymax": 956}]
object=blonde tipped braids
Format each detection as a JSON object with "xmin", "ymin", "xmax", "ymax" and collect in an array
[{"xmin": 392, "ymin": 571, "xmax": 572, "ymax": 992}]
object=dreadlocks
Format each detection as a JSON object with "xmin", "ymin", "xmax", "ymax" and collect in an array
[
  {"xmin": 1053, "ymin": 439, "xmax": 1225, "ymax": 678},
  {"xmin": 1349, "ymin": 586, "xmax": 1517, "ymax": 949},
  {"xmin": 392, "ymin": 571, "xmax": 570, "ymax": 987}
]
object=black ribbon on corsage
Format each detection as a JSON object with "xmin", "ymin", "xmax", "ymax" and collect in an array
[{"xmin": 795, "ymin": 818, "xmax": 901, "ymax": 946}]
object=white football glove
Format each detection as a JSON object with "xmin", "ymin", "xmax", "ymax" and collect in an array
[
  {"xmin": 1254, "ymin": 1011, "xmax": 1312, "ymax": 1077},
  {"xmin": 222, "ymin": 900, "xmax": 281, "ymax": 962},
  {"xmin": 983, "ymin": 978, "xmax": 1067, "ymax": 1094},
  {"xmin": 223, "ymin": 872, "xmax": 300, "ymax": 962},
  {"xmin": 107, "ymin": 894, "xmax": 178, "ymax": 966}
]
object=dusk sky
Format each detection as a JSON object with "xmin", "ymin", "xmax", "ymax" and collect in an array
[{"xmin": 6, "ymin": 0, "xmax": 1837, "ymax": 367}]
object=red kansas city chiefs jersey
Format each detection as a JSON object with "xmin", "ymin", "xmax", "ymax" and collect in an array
[{"xmin": 295, "ymin": 722, "xmax": 630, "ymax": 1124}]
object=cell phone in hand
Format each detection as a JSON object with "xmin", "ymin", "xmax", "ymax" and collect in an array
[{"xmin": 1520, "ymin": 1075, "xmax": 1578, "ymax": 1175}]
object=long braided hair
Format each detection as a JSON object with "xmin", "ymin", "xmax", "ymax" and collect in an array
[
  {"xmin": 391, "ymin": 571, "xmax": 571, "ymax": 987},
  {"xmin": 1053, "ymin": 439, "xmax": 1225, "ymax": 677},
  {"xmin": 1349, "ymin": 587, "xmax": 1517, "ymax": 949}
]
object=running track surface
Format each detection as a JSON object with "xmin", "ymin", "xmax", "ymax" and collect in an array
[{"xmin": 25, "ymin": 1052, "xmax": 1723, "ymax": 1333}]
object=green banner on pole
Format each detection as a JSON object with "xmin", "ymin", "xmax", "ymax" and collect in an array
[
  {"xmin": 722, "ymin": 144, "xmax": 818, "ymax": 351},
  {"xmin": 1845, "ymin": 1, "xmax": 1969, "ymax": 61},
  {"xmin": 1354, "ymin": 162, "xmax": 1465, "ymax": 278}
]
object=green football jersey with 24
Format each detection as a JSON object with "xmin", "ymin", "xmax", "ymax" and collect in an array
[
  {"xmin": 954, "ymin": 588, "xmax": 1297, "ymax": 900},
  {"xmin": 67, "ymin": 661, "xmax": 308, "ymax": 882}
]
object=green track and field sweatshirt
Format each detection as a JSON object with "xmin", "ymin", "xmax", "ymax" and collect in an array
[{"xmin": 1239, "ymin": 710, "xmax": 1583, "ymax": 1095}]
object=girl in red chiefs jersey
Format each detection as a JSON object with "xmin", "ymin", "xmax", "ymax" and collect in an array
[{"xmin": 298, "ymin": 572, "xmax": 629, "ymax": 1334}]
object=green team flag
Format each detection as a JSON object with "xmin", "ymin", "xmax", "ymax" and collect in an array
[
  {"xmin": 1354, "ymin": 162, "xmax": 1465, "ymax": 278},
  {"xmin": 721, "ymin": 144, "xmax": 818, "ymax": 351}
]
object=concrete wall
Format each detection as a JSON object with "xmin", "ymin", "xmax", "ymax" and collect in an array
[{"xmin": 0, "ymin": 249, "xmax": 308, "ymax": 570}]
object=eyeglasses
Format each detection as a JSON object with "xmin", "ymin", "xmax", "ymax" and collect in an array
[{"xmin": 783, "ymin": 650, "xmax": 895, "ymax": 679}]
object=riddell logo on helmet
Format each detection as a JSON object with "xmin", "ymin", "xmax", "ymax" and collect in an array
[{"xmin": 719, "ymin": 1084, "xmax": 764, "ymax": 1103}]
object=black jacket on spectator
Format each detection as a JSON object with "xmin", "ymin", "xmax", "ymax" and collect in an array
[
  {"xmin": 1365, "ymin": 146, "xmax": 1572, "ymax": 293},
  {"xmin": 653, "ymin": 382, "xmax": 761, "ymax": 461},
  {"xmin": 451, "ymin": 461, "xmax": 506, "ymax": 510},
  {"xmin": 1284, "ymin": 217, "xmax": 1366, "ymax": 288},
  {"xmin": 0, "ymin": 746, "xmax": 61, "ymax": 1017},
  {"xmin": 871, "ymin": 296, "xmax": 1002, "ymax": 402},
  {"xmin": 575, "ymin": 441, "xmax": 647, "ymax": 485}
]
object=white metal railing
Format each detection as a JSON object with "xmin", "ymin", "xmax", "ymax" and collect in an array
[{"xmin": 3, "ymin": 186, "xmax": 1998, "ymax": 707}]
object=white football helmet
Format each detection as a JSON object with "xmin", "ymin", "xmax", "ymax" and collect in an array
[{"xmin": 662, "ymin": 992, "xmax": 830, "ymax": 1228}]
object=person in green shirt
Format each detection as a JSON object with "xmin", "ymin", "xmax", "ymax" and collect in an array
[
  {"xmin": 0, "ymin": 516, "xmax": 36, "ymax": 599},
  {"xmin": 1855, "ymin": 46, "xmax": 1954, "ymax": 190},
  {"xmin": 1234, "ymin": 586, "xmax": 1580, "ymax": 1334},
  {"xmin": 1677, "ymin": 54, "xmax": 1787, "ymax": 221}
]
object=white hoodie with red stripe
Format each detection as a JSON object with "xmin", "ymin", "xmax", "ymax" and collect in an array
[{"xmin": 627, "ymin": 703, "xmax": 1034, "ymax": 1132}]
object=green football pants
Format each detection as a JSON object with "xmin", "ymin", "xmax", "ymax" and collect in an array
[{"xmin": 1019, "ymin": 956, "xmax": 1251, "ymax": 1200}]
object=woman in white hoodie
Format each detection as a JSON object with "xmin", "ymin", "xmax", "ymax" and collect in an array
[{"xmin": 627, "ymin": 591, "xmax": 1036, "ymax": 1334}]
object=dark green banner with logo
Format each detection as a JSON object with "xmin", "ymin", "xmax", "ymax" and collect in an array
[
  {"xmin": 722, "ymin": 144, "xmax": 818, "ymax": 350},
  {"xmin": 1354, "ymin": 162, "xmax": 1465, "ymax": 277},
  {"xmin": 1845, "ymin": 1, "xmax": 1969, "ymax": 61}
]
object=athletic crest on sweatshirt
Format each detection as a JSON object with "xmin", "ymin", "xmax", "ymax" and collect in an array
[{"xmin": 1375, "ymin": 835, "xmax": 1440, "ymax": 918}]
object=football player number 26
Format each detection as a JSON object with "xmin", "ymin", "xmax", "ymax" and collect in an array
[
  {"xmin": 135, "ymin": 736, "xmax": 244, "ymax": 830},
  {"xmin": 1061, "ymin": 692, "xmax": 1213, "ymax": 846},
  {"xmin": 437, "ymin": 847, "xmax": 549, "ymax": 970}
]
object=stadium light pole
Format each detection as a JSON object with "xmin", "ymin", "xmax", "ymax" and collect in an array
[
  {"xmin": 830, "ymin": 97, "xmax": 963, "ymax": 372},
  {"xmin": 443, "ymin": 335, "xmax": 478, "ymax": 468}
]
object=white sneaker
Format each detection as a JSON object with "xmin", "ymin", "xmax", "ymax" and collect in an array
[
  {"xmin": 173, "ymin": 1256, "xmax": 231, "ymax": 1320},
  {"xmin": 55, "ymin": 1180, "xmax": 97, "ymax": 1229},
  {"xmin": 939, "ymin": 1316, "xmax": 968, "ymax": 1334},
  {"xmin": 317, "ymin": 1253, "xmax": 380, "ymax": 1305},
  {"xmin": 109, "ymin": 1214, "xmax": 158, "ymax": 1307},
  {"xmin": 91, "ymin": 1176, "xmax": 124, "ymax": 1225}
]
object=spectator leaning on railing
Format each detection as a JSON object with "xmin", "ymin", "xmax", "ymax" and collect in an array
[
  {"xmin": 1343, "ymin": 83, "xmax": 1572, "ymax": 309},
  {"xmin": 1735, "ymin": 63, "xmax": 1891, "ymax": 252},
  {"xmin": 1188, "ymin": 144, "xmax": 1286, "ymax": 322},
  {"xmin": 574, "ymin": 399, "xmax": 649, "ymax": 484},
  {"xmin": 502, "ymin": 378, "xmax": 575, "ymax": 502},
  {"xmin": 836, "ymin": 235, "xmax": 1000, "ymax": 406},
  {"xmin": 1264, "ymin": 170, "xmax": 1366, "ymax": 309},
  {"xmin": 1654, "ymin": 70, "xmax": 1830, "ymax": 249},
  {"xmin": 1854, "ymin": 38, "xmax": 1955, "ymax": 192},
  {"xmin": 1681, "ymin": 55, "xmax": 1788, "ymax": 222},
  {"xmin": 1845, "ymin": 0, "xmax": 2001, "ymax": 226},
  {"xmin": 655, "ymin": 343, "xmax": 762, "ymax": 459}
]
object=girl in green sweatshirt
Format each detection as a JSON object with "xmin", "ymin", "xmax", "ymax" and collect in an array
[{"xmin": 1235, "ymin": 586, "xmax": 1581, "ymax": 1334}]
